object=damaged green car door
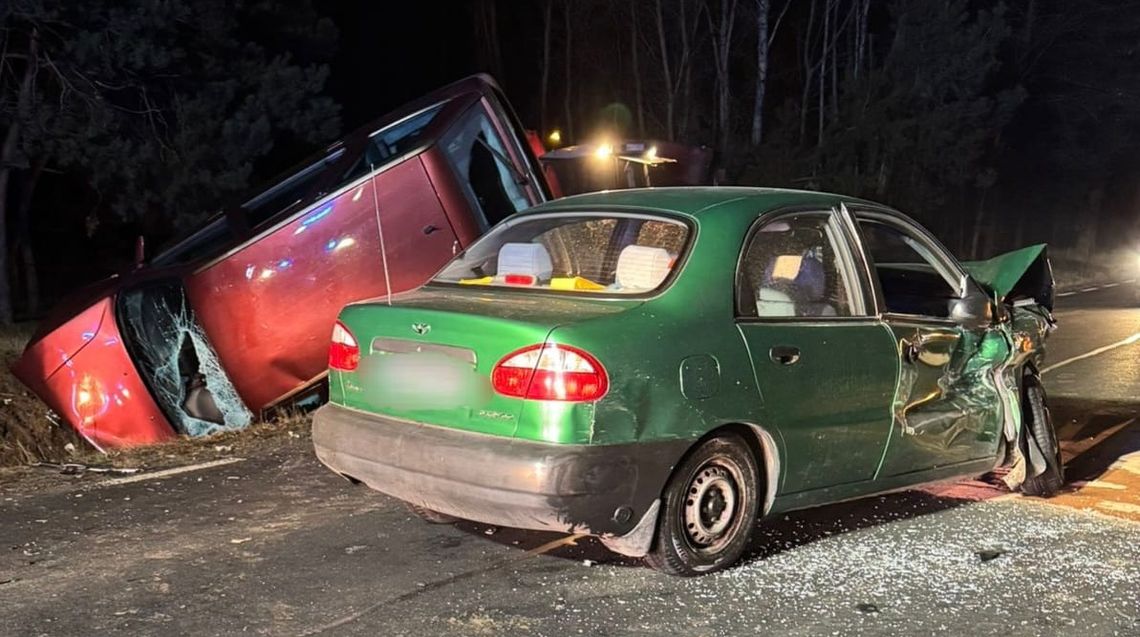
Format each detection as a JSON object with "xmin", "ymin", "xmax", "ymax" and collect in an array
[{"xmin": 854, "ymin": 211, "xmax": 1006, "ymax": 476}]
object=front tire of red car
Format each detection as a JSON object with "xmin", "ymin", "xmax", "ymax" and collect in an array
[{"xmin": 645, "ymin": 433, "xmax": 760, "ymax": 576}]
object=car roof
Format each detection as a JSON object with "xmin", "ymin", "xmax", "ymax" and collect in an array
[{"xmin": 520, "ymin": 186, "xmax": 883, "ymax": 218}]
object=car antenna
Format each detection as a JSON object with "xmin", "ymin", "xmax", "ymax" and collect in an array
[{"xmin": 369, "ymin": 162, "xmax": 393, "ymax": 306}]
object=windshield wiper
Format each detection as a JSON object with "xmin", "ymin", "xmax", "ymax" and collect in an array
[{"xmin": 474, "ymin": 135, "xmax": 530, "ymax": 187}]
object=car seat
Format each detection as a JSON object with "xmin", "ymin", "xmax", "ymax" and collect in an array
[
  {"xmin": 497, "ymin": 242, "xmax": 554, "ymax": 281},
  {"xmin": 756, "ymin": 253, "xmax": 837, "ymax": 317},
  {"xmin": 615, "ymin": 245, "xmax": 673, "ymax": 291}
]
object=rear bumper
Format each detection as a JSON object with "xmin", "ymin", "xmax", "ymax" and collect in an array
[{"xmin": 312, "ymin": 403, "xmax": 688, "ymax": 555}]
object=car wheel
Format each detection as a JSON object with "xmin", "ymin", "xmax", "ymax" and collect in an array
[
  {"xmin": 644, "ymin": 433, "xmax": 760, "ymax": 576},
  {"xmin": 407, "ymin": 503, "xmax": 458, "ymax": 524},
  {"xmin": 1020, "ymin": 371, "xmax": 1064, "ymax": 497}
]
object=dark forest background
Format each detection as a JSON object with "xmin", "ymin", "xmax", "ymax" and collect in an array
[{"xmin": 2, "ymin": 0, "xmax": 1138, "ymax": 323}]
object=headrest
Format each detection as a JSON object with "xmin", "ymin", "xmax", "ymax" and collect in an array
[
  {"xmin": 763, "ymin": 253, "xmax": 825, "ymax": 302},
  {"xmin": 616, "ymin": 245, "xmax": 672, "ymax": 290},
  {"xmin": 756, "ymin": 288, "xmax": 796, "ymax": 317},
  {"xmin": 498, "ymin": 242, "xmax": 553, "ymax": 280}
]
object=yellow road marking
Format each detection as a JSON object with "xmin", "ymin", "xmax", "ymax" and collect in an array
[
  {"xmin": 524, "ymin": 533, "xmax": 587, "ymax": 557},
  {"xmin": 1069, "ymin": 480, "xmax": 1128, "ymax": 491},
  {"xmin": 1096, "ymin": 501, "xmax": 1140, "ymax": 515}
]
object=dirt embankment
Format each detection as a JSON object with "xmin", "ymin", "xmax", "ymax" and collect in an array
[
  {"xmin": 0, "ymin": 324, "xmax": 311, "ymax": 470},
  {"xmin": 0, "ymin": 325, "xmax": 90, "ymax": 467}
]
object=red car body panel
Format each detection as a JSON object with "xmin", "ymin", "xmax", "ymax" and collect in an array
[
  {"xmin": 13, "ymin": 75, "xmax": 550, "ymax": 448},
  {"xmin": 13, "ymin": 297, "xmax": 176, "ymax": 449},
  {"xmin": 183, "ymin": 157, "xmax": 459, "ymax": 409}
]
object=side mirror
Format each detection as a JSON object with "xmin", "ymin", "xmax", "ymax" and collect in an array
[
  {"xmin": 948, "ymin": 285, "xmax": 993, "ymax": 330},
  {"xmin": 133, "ymin": 235, "xmax": 146, "ymax": 268}
]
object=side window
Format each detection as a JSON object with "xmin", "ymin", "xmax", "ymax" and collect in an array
[
  {"xmin": 242, "ymin": 149, "xmax": 343, "ymax": 229},
  {"xmin": 857, "ymin": 217, "xmax": 961, "ymax": 318},
  {"xmin": 341, "ymin": 102, "xmax": 446, "ymax": 185},
  {"xmin": 736, "ymin": 213, "xmax": 859, "ymax": 318},
  {"xmin": 441, "ymin": 103, "xmax": 531, "ymax": 229}
]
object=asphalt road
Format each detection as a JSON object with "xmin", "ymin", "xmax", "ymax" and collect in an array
[{"xmin": 3, "ymin": 284, "xmax": 1140, "ymax": 636}]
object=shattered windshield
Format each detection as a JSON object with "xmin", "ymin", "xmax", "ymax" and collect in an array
[{"xmin": 433, "ymin": 213, "xmax": 690, "ymax": 294}]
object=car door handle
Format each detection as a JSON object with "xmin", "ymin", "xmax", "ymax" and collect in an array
[
  {"xmin": 423, "ymin": 224, "xmax": 440, "ymax": 235},
  {"xmin": 902, "ymin": 338, "xmax": 920, "ymax": 364},
  {"xmin": 769, "ymin": 345, "xmax": 801, "ymax": 366},
  {"xmin": 901, "ymin": 334, "xmax": 956, "ymax": 367}
]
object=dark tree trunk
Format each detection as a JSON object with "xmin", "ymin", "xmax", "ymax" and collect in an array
[
  {"xmin": 0, "ymin": 29, "xmax": 38, "ymax": 324},
  {"xmin": 563, "ymin": 0, "xmax": 574, "ymax": 141},
  {"xmin": 817, "ymin": 0, "xmax": 829, "ymax": 147},
  {"xmin": 474, "ymin": 0, "xmax": 504, "ymax": 84},
  {"xmin": 540, "ymin": 0, "xmax": 553, "ymax": 134},
  {"xmin": 630, "ymin": 6, "xmax": 645, "ymax": 138},
  {"xmin": 654, "ymin": 0, "xmax": 675, "ymax": 140},
  {"xmin": 751, "ymin": 0, "xmax": 770, "ymax": 146},
  {"xmin": 14, "ymin": 157, "xmax": 44, "ymax": 317},
  {"xmin": 711, "ymin": 0, "xmax": 739, "ymax": 158},
  {"xmin": 798, "ymin": 0, "xmax": 818, "ymax": 144}
]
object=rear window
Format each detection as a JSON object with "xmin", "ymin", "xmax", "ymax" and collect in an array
[{"xmin": 433, "ymin": 214, "xmax": 690, "ymax": 294}]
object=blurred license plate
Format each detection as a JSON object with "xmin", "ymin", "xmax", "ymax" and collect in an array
[{"xmin": 359, "ymin": 351, "xmax": 491, "ymax": 410}]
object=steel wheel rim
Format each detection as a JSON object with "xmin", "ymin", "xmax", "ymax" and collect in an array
[{"xmin": 682, "ymin": 457, "xmax": 743, "ymax": 554}]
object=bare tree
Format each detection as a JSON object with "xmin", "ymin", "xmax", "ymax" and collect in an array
[
  {"xmin": 540, "ymin": 0, "xmax": 554, "ymax": 133},
  {"xmin": 0, "ymin": 29, "xmax": 39, "ymax": 323},
  {"xmin": 750, "ymin": 0, "xmax": 791, "ymax": 145},
  {"xmin": 707, "ymin": 0, "xmax": 740, "ymax": 156},
  {"xmin": 563, "ymin": 0, "xmax": 574, "ymax": 140},
  {"xmin": 12, "ymin": 157, "xmax": 45, "ymax": 316},
  {"xmin": 854, "ymin": 0, "xmax": 870, "ymax": 79},
  {"xmin": 653, "ymin": 0, "xmax": 704, "ymax": 141},
  {"xmin": 473, "ymin": 0, "xmax": 505, "ymax": 83},
  {"xmin": 796, "ymin": 0, "xmax": 854, "ymax": 147},
  {"xmin": 630, "ymin": 3, "xmax": 646, "ymax": 137}
]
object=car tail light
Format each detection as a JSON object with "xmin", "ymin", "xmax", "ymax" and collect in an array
[
  {"xmin": 491, "ymin": 344, "xmax": 608, "ymax": 402},
  {"xmin": 503, "ymin": 274, "xmax": 537, "ymax": 286},
  {"xmin": 329, "ymin": 321, "xmax": 360, "ymax": 372}
]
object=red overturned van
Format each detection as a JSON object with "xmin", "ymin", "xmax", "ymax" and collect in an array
[{"xmin": 12, "ymin": 75, "xmax": 551, "ymax": 449}]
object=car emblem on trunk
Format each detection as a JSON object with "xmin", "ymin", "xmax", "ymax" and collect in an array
[{"xmin": 411, "ymin": 323, "xmax": 431, "ymax": 335}]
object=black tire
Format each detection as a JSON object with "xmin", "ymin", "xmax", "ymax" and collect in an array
[
  {"xmin": 644, "ymin": 433, "xmax": 761, "ymax": 576},
  {"xmin": 1020, "ymin": 371, "xmax": 1064, "ymax": 497},
  {"xmin": 407, "ymin": 503, "xmax": 458, "ymax": 524}
]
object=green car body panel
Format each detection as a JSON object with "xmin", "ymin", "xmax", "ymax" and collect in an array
[{"xmin": 314, "ymin": 187, "xmax": 1055, "ymax": 556}]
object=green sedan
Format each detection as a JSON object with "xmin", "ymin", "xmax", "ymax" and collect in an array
[{"xmin": 313, "ymin": 188, "xmax": 1060, "ymax": 576}]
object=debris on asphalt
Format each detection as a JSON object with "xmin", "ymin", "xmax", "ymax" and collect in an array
[
  {"xmin": 31, "ymin": 462, "xmax": 141, "ymax": 476},
  {"xmin": 855, "ymin": 602, "xmax": 880, "ymax": 614},
  {"xmin": 976, "ymin": 548, "xmax": 1005, "ymax": 562}
]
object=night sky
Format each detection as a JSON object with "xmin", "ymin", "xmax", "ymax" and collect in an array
[{"xmin": 323, "ymin": 3, "xmax": 535, "ymax": 133}]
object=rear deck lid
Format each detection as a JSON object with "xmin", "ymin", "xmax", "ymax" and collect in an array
[{"xmin": 331, "ymin": 288, "xmax": 637, "ymax": 438}]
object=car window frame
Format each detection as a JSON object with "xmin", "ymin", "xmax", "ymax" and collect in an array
[
  {"xmin": 439, "ymin": 100, "xmax": 543, "ymax": 232},
  {"xmin": 846, "ymin": 205, "xmax": 972, "ymax": 323},
  {"xmin": 733, "ymin": 207, "xmax": 872, "ymax": 323},
  {"xmin": 480, "ymin": 90, "xmax": 550, "ymax": 203}
]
